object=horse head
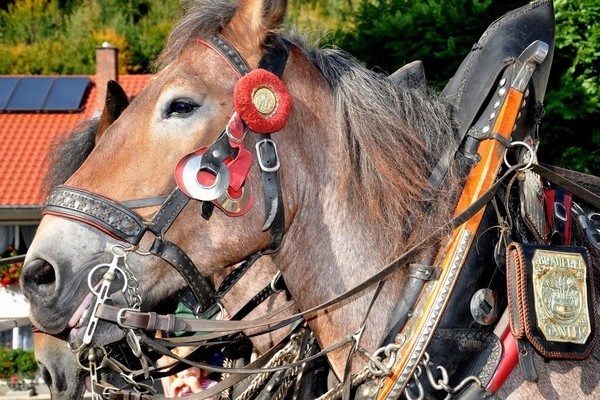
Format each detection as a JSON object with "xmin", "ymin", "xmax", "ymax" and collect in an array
[{"xmin": 23, "ymin": 0, "xmax": 458, "ymax": 385}]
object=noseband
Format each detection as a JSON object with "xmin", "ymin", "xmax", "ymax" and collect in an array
[{"xmin": 44, "ymin": 33, "xmax": 291, "ymax": 317}]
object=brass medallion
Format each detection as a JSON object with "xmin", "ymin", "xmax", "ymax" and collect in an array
[
  {"xmin": 532, "ymin": 249, "xmax": 591, "ymax": 344},
  {"xmin": 252, "ymin": 87, "xmax": 277, "ymax": 116}
]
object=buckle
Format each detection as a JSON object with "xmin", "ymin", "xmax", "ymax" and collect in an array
[
  {"xmin": 116, "ymin": 307, "xmax": 139, "ymax": 329},
  {"xmin": 255, "ymin": 139, "xmax": 280, "ymax": 172}
]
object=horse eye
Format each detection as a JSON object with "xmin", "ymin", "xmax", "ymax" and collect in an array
[{"xmin": 167, "ymin": 100, "xmax": 197, "ymax": 116}]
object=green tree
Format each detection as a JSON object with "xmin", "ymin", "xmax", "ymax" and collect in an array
[
  {"xmin": 0, "ymin": 0, "xmax": 179, "ymax": 74},
  {"xmin": 537, "ymin": 0, "xmax": 600, "ymax": 174},
  {"xmin": 331, "ymin": 0, "xmax": 524, "ymax": 85},
  {"xmin": 0, "ymin": 0, "xmax": 61, "ymax": 44}
]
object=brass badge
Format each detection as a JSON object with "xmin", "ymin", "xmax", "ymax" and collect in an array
[
  {"xmin": 532, "ymin": 249, "xmax": 591, "ymax": 344},
  {"xmin": 252, "ymin": 87, "xmax": 277, "ymax": 116}
]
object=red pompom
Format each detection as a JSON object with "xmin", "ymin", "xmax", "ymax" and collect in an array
[{"xmin": 234, "ymin": 69, "xmax": 292, "ymax": 134}]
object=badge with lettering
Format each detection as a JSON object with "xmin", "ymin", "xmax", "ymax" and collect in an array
[{"xmin": 532, "ymin": 249, "xmax": 591, "ymax": 344}]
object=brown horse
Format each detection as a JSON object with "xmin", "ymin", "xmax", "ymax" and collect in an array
[
  {"xmin": 32, "ymin": 80, "xmax": 293, "ymax": 399},
  {"xmin": 21, "ymin": 0, "xmax": 600, "ymax": 398}
]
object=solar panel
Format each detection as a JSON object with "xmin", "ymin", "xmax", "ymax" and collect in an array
[
  {"xmin": 0, "ymin": 77, "xmax": 91, "ymax": 112},
  {"xmin": 0, "ymin": 78, "xmax": 19, "ymax": 110},
  {"xmin": 5, "ymin": 77, "xmax": 54, "ymax": 111},
  {"xmin": 43, "ymin": 77, "xmax": 90, "ymax": 111}
]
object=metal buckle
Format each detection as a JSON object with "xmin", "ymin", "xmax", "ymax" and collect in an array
[
  {"xmin": 116, "ymin": 307, "xmax": 139, "ymax": 329},
  {"xmin": 102, "ymin": 386, "xmax": 119, "ymax": 400},
  {"xmin": 255, "ymin": 139, "xmax": 280, "ymax": 172},
  {"xmin": 270, "ymin": 271, "xmax": 284, "ymax": 293}
]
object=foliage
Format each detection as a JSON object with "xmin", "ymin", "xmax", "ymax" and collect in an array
[
  {"xmin": 0, "ymin": 0, "xmax": 61, "ymax": 45},
  {"xmin": 0, "ymin": 346, "xmax": 37, "ymax": 380},
  {"xmin": 0, "ymin": 0, "xmax": 180, "ymax": 74},
  {"xmin": 287, "ymin": 0, "xmax": 359, "ymax": 38},
  {"xmin": 330, "ymin": 0, "xmax": 524, "ymax": 86},
  {"xmin": 0, "ymin": 247, "xmax": 22, "ymax": 287},
  {"xmin": 536, "ymin": 0, "xmax": 600, "ymax": 174}
]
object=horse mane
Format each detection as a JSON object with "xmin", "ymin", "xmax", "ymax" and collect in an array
[
  {"xmin": 307, "ymin": 47, "xmax": 461, "ymax": 246},
  {"xmin": 43, "ymin": 118, "xmax": 98, "ymax": 195},
  {"xmin": 154, "ymin": 0, "xmax": 238, "ymax": 70}
]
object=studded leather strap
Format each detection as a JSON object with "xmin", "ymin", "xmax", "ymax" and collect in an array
[
  {"xmin": 43, "ymin": 186, "xmax": 148, "ymax": 245},
  {"xmin": 150, "ymin": 238, "xmax": 214, "ymax": 314}
]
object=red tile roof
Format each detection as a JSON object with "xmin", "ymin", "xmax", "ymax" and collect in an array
[{"xmin": 0, "ymin": 75, "xmax": 150, "ymax": 209}]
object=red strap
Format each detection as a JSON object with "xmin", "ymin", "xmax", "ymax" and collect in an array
[{"xmin": 487, "ymin": 326, "xmax": 518, "ymax": 393}]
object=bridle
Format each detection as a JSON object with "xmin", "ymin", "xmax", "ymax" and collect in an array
[{"xmin": 44, "ymin": 32, "xmax": 290, "ymax": 317}]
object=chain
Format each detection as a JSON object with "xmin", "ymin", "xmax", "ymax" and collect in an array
[
  {"xmin": 76, "ymin": 347, "xmax": 107, "ymax": 400},
  {"xmin": 404, "ymin": 352, "xmax": 482, "ymax": 400},
  {"xmin": 122, "ymin": 252, "xmax": 143, "ymax": 309},
  {"xmin": 83, "ymin": 245, "xmax": 129, "ymax": 346},
  {"xmin": 234, "ymin": 331, "xmax": 305, "ymax": 400}
]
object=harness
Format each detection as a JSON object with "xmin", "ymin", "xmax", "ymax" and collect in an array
[{"xmin": 39, "ymin": 2, "xmax": 600, "ymax": 399}]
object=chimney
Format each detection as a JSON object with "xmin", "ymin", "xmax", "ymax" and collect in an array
[{"xmin": 95, "ymin": 42, "xmax": 119, "ymax": 114}]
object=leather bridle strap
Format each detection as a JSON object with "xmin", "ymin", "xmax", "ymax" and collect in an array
[
  {"xmin": 199, "ymin": 33, "xmax": 289, "ymax": 250},
  {"xmin": 44, "ymin": 185, "xmax": 148, "ymax": 245},
  {"xmin": 255, "ymin": 35, "xmax": 289, "ymax": 249},
  {"xmin": 96, "ymin": 163, "xmax": 527, "ymax": 336},
  {"xmin": 43, "ymin": 186, "xmax": 215, "ymax": 313}
]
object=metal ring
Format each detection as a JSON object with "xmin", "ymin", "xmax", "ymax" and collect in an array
[
  {"xmin": 215, "ymin": 178, "xmax": 253, "ymax": 214},
  {"xmin": 180, "ymin": 153, "xmax": 230, "ymax": 201},
  {"xmin": 111, "ymin": 244, "xmax": 128, "ymax": 257},
  {"xmin": 504, "ymin": 140, "xmax": 535, "ymax": 171},
  {"xmin": 76, "ymin": 347, "xmax": 107, "ymax": 371},
  {"xmin": 87, "ymin": 264, "xmax": 128, "ymax": 295}
]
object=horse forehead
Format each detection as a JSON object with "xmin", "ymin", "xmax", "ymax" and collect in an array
[{"xmin": 168, "ymin": 43, "xmax": 239, "ymax": 82}]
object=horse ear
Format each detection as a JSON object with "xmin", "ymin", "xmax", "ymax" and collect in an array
[
  {"xmin": 223, "ymin": 0, "xmax": 287, "ymax": 61},
  {"xmin": 96, "ymin": 80, "xmax": 129, "ymax": 143}
]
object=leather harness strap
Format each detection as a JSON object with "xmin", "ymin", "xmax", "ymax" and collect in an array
[
  {"xmin": 97, "ymin": 162, "xmax": 528, "ymax": 336},
  {"xmin": 44, "ymin": 186, "xmax": 148, "ymax": 245},
  {"xmin": 44, "ymin": 185, "xmax": 216, "ymax": 314}
]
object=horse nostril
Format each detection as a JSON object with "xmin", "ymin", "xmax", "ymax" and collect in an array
[{"xmin": 21, "ymin": 258, "xmax": 57, "ymax": 296}]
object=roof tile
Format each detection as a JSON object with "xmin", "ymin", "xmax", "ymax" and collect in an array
[{"xmin": 0, "ymin": 75, "xmax": 150, "ymax": 207}]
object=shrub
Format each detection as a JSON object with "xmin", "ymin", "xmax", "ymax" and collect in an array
[{"xmin": 0, "ymin": 346, "xmax": 37, "ymax": 381}]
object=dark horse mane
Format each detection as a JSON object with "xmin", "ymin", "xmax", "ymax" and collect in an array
[
  {"xmin": 44, "ymin": 118, "xmax": 98, "ymax": 193},
  {"xmin": 157, "ymin": 0, "xmax": 462, "ymax": 253}
]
